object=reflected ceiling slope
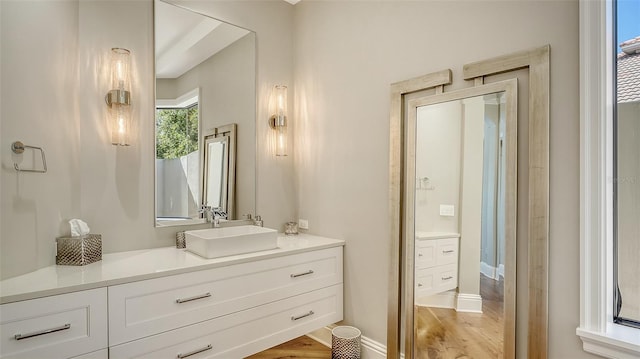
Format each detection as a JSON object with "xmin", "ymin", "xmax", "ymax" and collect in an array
[{"xmin": 155, "ymin": 1, "xmax": 250, "ymax": 79}]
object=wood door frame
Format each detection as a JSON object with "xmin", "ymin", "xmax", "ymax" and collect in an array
[{"xmin": 387, "ymin": 45, "xmax": 550, "ymax": 359}]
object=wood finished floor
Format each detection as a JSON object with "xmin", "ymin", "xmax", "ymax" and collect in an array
[
  {"xmin": 415, "ymin": 274, "xmax": 505, "ymax": 359},
  {"xmin": 245, "ymin": 336, "xmax": 330, "ymax": 359}
]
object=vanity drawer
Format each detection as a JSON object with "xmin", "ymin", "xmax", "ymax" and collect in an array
[
  {"xmin": 0, "ymin": 288, "xmax": 107, "ymax": 359},
  {"xmin": 435, "ymin": 237, "xmax": 458, "ymax": 265},
  {"xmin": 434, "ymin": 263, "xmax": 458, "ymax": 292},
  {"xmin": 415, "ymin": 268, "xmax": 435, "ymax": 297},
  {"xmin": 415, "ymin": 263, "xmax": 458, "ymax": 298},
  {"xmin": 415, "ymin": 240, "xmax": 436, "ymax": 269},
  {"xmin": 109, "ymin": 284, "xmax": 343, "ymax": 358},
  {"xmin": 109, "ymin": 246, "xmax": 343, "ymax": 345}
]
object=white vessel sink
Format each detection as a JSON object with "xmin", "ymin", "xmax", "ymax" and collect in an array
[{"xmin": 185, "ymin": 225, "xmax": 278, "ymax": 259}]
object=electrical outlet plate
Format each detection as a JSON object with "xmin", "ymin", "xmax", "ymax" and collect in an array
[{"xmin": 298, "ymin": 219, "xmax": 309, "ymax": 229}]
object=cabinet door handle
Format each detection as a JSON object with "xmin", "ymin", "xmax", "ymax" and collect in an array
[
  {"xmin": 442, "ymin": 276, "xmax": 453, "ymax": 280},
  {"xmin": 442, "ymin": 250, "xmax": 455, "ymax": 254},
  {"xmin": 418, "ymin": 253, "xmax": 423, "ymax": 257},
  {"xmin": 14, "ymin": 323, "xmax": 71, "ymax": 340},
  {"xmin": 290, "ymin": 270, "xmax": 314, "ymax": 278},
  {"xmin": 291, "ymin": 310, "xmax": 315, "ymax": 321},
  {"xmin": 176, "ymin": 292, "xmax": 211, "ymax": 304},
  {"xmin": 177, "ymin": 344, "xmax": 212, "ymax": 358},
  {"xmin": 418, "ymin": 283, "xmax": 423, "ymax": 287}
]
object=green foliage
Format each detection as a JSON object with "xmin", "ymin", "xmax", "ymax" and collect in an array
[{"xmin": 156, "ymin": 105, "xmax": 198, "ymax": 159}]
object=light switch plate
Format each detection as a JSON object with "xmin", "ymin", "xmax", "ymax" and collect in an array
[{"xmin": 440, "ymin": 205, "xmax": 455, "ymax": 217}]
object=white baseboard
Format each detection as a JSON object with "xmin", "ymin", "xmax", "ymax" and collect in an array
[
  {"xmin": 456, "ymin": 293, "xmax": 483, "ymax": 313},
  {"xmin": 415, "ymin": 290, "xmax": 456, "ymax": 308},
  {"xmin": 307, "ymin": 326, "xmax": 386, "ymax": 359},
  {"xmin": 480, "ymin": 261, "xmax": 505, "ymax": 280}
]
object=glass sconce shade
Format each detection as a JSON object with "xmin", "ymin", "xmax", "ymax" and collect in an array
[
  {"xmin": 106, "ymin": 48, "xmax": 132, "ymax": 146},
  {"xmin": 111, "ymin": 103, "xmax": 131, "ymax": 146},
  {"xmin": 110, "ymin": 48, "xmax": 131, "ymax": 91},
  {"xmin": 269, "ymin": 85, "xmax": 288, "ymax": 156}
]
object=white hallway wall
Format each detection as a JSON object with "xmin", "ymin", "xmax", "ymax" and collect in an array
[{"xmin": 293, "ymin": 1, "xmax": 596, "ymax": 358}]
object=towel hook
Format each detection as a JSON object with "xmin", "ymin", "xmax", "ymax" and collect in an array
[{"xmin": 11, "ymin": 141, "xmax": 47, "ymax": 173}]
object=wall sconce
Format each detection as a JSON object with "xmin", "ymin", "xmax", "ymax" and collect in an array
[
  {"xmin": 105, "ymin": 48, "xmax": 132, "ymax": 146},
  {"xmin": 269, "ymin": 85, "xmax": 288, "ymax": 156}
]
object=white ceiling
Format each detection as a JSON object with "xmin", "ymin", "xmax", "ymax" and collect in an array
[{"xmin": 155, "ymin": 1, "xmax": 250, "ymax": 79}]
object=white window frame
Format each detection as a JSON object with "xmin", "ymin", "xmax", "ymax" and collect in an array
[{"xmin": 577, "ymin": 1, "xmax": 640, "ymax": 357}]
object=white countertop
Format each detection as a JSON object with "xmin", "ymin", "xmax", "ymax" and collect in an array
[
  {"xmin": 415, "ymin": 231, "xmax": 460, "ymax": 240},
  {"xmin": 0, "ymin": 233, "xmax": 344, "ymax": 304}
]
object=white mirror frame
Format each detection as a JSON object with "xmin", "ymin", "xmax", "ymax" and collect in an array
[{"xmin": 388, "ymin": 45, "xmax": 550, "ymax": 359}]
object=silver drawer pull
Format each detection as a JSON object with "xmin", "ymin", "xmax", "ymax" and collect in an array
[
  {"xmin": 290, "ymin": 270, "xmax": 314, "ymax": 278},
  {"xmin": 291, "ymin": 310, "xmax": 315, "ymax": 321},
  {"xmin": 418, "ymin": 283, "xmax": 423, "ymax": 287},
  {"xmin": 442, "ymin": 276, "xmax": 453, "ymax": 280},
  {"xmin": 177, "ymin": 344, "xmax": 212, "ymax": 358},
  {"xmin": 442, "ymin": 250, "xmax": 455, "ymax": 254},
  {"xmin": 418, "ymin": 253, "xmax": 423, "ymax": 257},
  {"xmin": 176, "ymin": 292, "xmax": 211, "ymax": 304},
  {"xmin": 14, "ymin": 323, "xmax": 71, "ymax": 340}
]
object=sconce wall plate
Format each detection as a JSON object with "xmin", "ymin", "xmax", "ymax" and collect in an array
[
  {"xmin": 269, "ymin": 115, "xmax": 287, "ymax": 129},
  {"xmin": 105, "ymin": 89, "xmax": 131, "ymax": 106}
]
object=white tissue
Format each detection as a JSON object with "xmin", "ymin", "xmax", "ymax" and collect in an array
[{"xmin": 69, "ymin": 219, "xmax": 90, "ymax": 237}]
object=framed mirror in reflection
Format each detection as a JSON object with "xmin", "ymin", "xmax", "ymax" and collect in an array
[
  {"xmin": 154, "ymin": 0, "xmax": 256, "ymax": 227},
  {"xmin": 405, "ymin": 80, "xmax": 517, "ymax": 358}
]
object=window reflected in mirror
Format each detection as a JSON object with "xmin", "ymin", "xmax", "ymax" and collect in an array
[{"xmin": 155, "ymin": 93, "xmax": 200, "ymax": 223}]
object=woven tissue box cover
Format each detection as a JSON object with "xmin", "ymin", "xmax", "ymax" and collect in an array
[{"xmin": 56, "ymin": 234, "xmax": 102, "ymax": 266}]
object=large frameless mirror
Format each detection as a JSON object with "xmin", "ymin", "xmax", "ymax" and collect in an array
[{"xmin": 154, "ymin": 0, "xmax": 256, "ymax": 227}]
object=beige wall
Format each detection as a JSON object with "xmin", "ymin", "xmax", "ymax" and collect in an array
[
  {"xmin": 1, "ymin": 0, "xmax": 81, "ymax": 279},
  {"xmin": 0, "ymin": 0, "xmax": 295, "ymax": 279},
  {"xmin": 293, "ymin": 1, "xmax": 595, "ymax": 358}
]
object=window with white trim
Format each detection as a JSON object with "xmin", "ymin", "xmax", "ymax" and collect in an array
[
  {"xmin": 578, "ymin": 0, "xmax": 640, "ymax": 358},
  {"xmin": 614, "ymin": 0, "xmax": 640, "ymax": 329}
]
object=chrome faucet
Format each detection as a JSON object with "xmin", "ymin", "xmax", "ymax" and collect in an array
[
  {"xmin": 202, "ymin": 207, "xmax": 227, "ymax": 228},
  {"xmin": 199, "ymin": 205, "xmax": 213, "ymax": 223}
]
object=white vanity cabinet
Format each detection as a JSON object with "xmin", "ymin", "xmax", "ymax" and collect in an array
[
  {"xmin": 0, "ymin": 234, "xmax": 344, "ymax": 359},
  {"xmin": 109, "ymin": 285, "xmax": 342, "ymax": 358},
  {"xmin": 0, "ymin": 288, "xmax": 108, "ymax": 359},
  {"xmin": 108, "ymin": 246, "xmax": 343, "ymax": 352},
  {"xmin": 415, "ymin": 233, "xmax": 459, "ymax": 298}
]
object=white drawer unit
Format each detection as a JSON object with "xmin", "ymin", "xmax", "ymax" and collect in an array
[
  {"xmin": 0, "ymin": 288, "xmax": 107, "ymax": 359},
  {"xmin": 415, "ymin": 234, "xmax": 459, "ymax": 299},
  {"xmin": 109, "ymin": 284, "xmax": 343, "ymax": 358},
  {"xmin": 109, "ymin": 246, "xmax": 343, "ymax": 345}
]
